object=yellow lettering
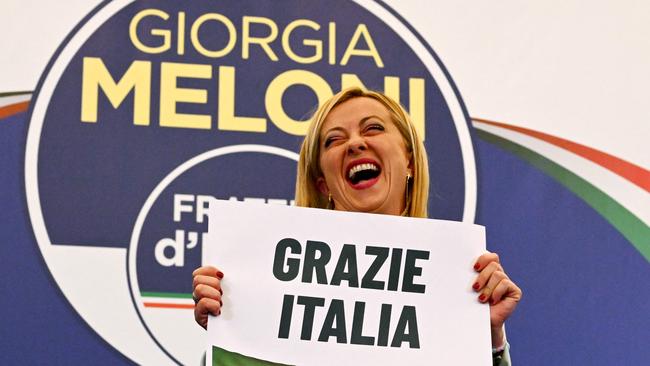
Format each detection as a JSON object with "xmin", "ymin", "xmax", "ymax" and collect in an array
[
  {"xmin": 382, "ymin": 76, "xmax": 400, "ymax": 103},
  {"xmin": 81, "ymin": 57, "xmax": 151, "ymax": 125},
  {"xmin": 242, "ymin": 16, "xmax": 279, "ymax": 61},
  {"xmin": 218, "ymin": 66, "xmax": 267, "ymax": 133},
  {"xmin": 177, "ymin": 12, "xmax": 186, "ymax": 55},
  {"xmin": 340, "ymin": 24, "xmax": 383, "ymax": 68},
  {"xmin": 191, "ymin": 13, "xmax": 236, "ymax": 58},
  {"xmin": 341, "ymin": 73, "xmax": 366, "ymax": 90},
  {"xmin": 282, "ymin": 19, "xmax": 322, "ymax": 64},
  {"xmin": 160, "ymin": 62, "xmax": 212, "ymax": 129},
  {"xmin": 129, "ymin": 9, "xmax": 171, "ymax": 54},
  {"xmin": 266, "ymin": 70, "xmax": 333, "ymax": 135},
  {"xmin": 328, "ymin": 22, "xmax": 336, "ymax": 65},
  {"xmin": 408, "ymin": 78, "xmax": 425, "ymax": 140}
]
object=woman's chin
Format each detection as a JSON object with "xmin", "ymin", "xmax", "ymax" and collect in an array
[
  {"xmin": 343, "ymin": 195, "xmax": 399, "ymax": 215},
  {"xmin": 335, "ymin": 179, "xmax": 402, "ymax": 215}
]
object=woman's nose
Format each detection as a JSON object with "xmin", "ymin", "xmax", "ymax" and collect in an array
[{"xmin": 347, "ymin": 136, "xmax": 367, "ymax": 154}]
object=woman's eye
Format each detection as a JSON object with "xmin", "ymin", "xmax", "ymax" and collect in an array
[
  {"xmin": 324, "ymin": 137, "xmax": 337, "ymax": 148},
  {"xmin": 366, "ymin": 124, "xmax": 385, "ymax": 132}
]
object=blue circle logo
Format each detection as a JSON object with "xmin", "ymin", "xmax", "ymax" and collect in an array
[{"xmin": 25, "ymin": 0, "xmax": 476, "ymax": 363}]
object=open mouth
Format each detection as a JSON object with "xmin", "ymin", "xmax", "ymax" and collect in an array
[{"xmin": 347, "ymin": 161, "xmax": 381, "ymax": 186}]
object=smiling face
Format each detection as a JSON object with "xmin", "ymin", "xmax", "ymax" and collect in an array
[{"xmin": 317, "ymin": 97, "xmax": 412, "ymax": 215}]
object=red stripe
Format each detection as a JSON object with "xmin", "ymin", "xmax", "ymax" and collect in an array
[
  {"xmin": 0, "ymin": 101, "xmax": 29, "ymax": 119},
  {"xmin": 473, "ymin": 118, "xmax": 650, "ymax": 192},
  {"xmin": 143, "ymin": 302, "xmax": 195, "ymax": 309}
]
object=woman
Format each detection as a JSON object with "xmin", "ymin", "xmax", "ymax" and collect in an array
[{"xmin": 193, "ymin": 87, "xmax": 522, "ymax": 365}]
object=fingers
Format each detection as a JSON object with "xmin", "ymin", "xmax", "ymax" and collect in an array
[
  {"xmin": 192, "ymin": 265, "xmax": 224, "ymax": 278},
  {"xmin": 472, "ymin": 252, "xmax": 523, "ymax": 331},
  {"xmin": 192, "ymin": 266, "xmax": 224, "ymax": 302},
  {"xmin": 194, "ymin": 297, "xmax": 222, "ymax": 329},
  {"xmin": 192, "ymin": 275, "xmax": 223, "ymax": 295},
  {"xmin": 478, "ymin": 264, "xmax": 507, "ymax": 303},
  {"xmin": 472, "ymin": 252, "xmax": 511, "ymax": 304},
  {"xmin": 490, "ymin": 278, "xmax": 522, "ymax": 304},
  {"xmin": 473, "ymin": 252, "xmax": 499, "ymax": 271},
  {"xmin": 473, "ymin": 260, "xmax": 503, "ymax": 296},
  {"xmin": 193, "ymin": 282, "xmax": 223, "ymax": 304},
  {"xmin": 192, "ymin": 266, "xmax": 225, "ymax": 329}
]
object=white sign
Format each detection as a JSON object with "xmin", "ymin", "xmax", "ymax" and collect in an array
[{"xmin": 203, "ymin": 200, "xmax": 491, "ymax": 365}]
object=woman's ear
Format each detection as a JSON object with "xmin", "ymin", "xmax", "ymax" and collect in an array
[
  {"xmin": 316, "ymin": 177, "xmax": 329, "ymax": 195},
  {"xmin": 406, "ymin": 150, "xmax": 413, "ymax": 174}
]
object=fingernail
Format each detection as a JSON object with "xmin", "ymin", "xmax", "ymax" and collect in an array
[
  {"xmin": 472, "ymin": 282, "xmax": 480, "ymax": 290},
  {"xmin": 473, "ymin": 262, "xmax": 480, "ymax": 270},
  {"xmin": 216, "ymin": 271, "xmax": 224, "ymax": 279},
  {"xmin": 479, "ymin": 294, "xmax": 486, "ymax": 302}
]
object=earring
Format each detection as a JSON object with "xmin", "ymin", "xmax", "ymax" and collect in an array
[{"xmin": 327, "ymin": 193, "xmax": 333, "ymax": 209}]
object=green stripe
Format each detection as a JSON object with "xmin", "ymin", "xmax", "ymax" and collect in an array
[
  {"xmin": 0, "ymin": 90, "xmax": 32, "ymax": 97},
  {"xmin": 141, "ymin": 291, "xmax": 192, "ymax": 299},
  {"xmin": 212, "ymin": 346, "xmax": 291, "ymax": 366},
  {"xmin": 476, "ymin": 129, "xmax": 650, "ymax": 263}
]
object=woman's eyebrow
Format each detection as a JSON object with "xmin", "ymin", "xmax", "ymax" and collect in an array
[
  {"xmin": 359, "ymin": 115, "xmax": 384, "ymax": 125},
  {"xmin": 321, "ymin": 115, "xmax": 385, "ymax": 136},
  {"xmin": 321, "ymin": 126, "xmax": 345, "ymax": 136}
]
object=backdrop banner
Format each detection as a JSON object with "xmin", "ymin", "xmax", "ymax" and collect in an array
[
  {"xmin": 2, "ymin": 1, "xmax": 649, "ymax": 365},
  {"xmin": 203, "ymin": 199, "xmax": 489, "ymax": 365}
]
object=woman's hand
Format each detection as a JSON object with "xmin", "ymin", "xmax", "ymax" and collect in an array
[
  {"xmin": 472, "ymin": 252, "xmax": 522, "ymax": 348},
  {"xmin": 192, "ymin": 266, "xmax": 224, "ymax": 329}
]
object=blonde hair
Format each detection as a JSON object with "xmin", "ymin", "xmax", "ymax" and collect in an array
[{"xmin": 295, "ymin": 87, "xmax": 429, "ymax": 218}]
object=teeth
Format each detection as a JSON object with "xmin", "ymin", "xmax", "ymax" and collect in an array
[{"xmin": 348, "ymin": 163, "xmax": 378, "ymax": 178}]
